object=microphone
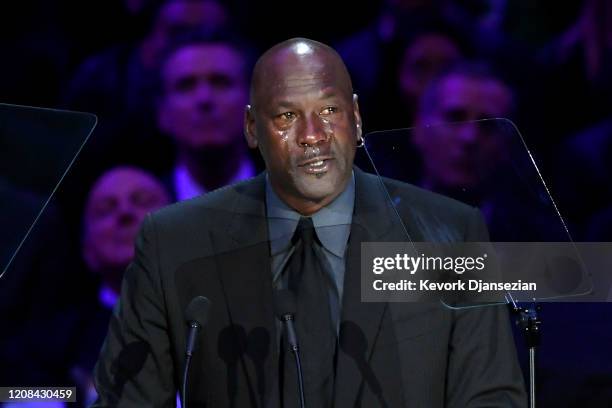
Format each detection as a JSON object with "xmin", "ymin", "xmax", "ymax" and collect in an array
[
  {"xmin": 182, "ymin": 296, "xmax": 211, "ymax": 408},
  {"xmin": 273, "ymin": 290, "xmax": 305, "ymax": 408}
]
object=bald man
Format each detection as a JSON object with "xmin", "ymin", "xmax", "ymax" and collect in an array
[
  {"xmin": 83, "ymin": 166, "xmax": 171, "ymax": 301},
  {"xmin": 93, "ymin": 39, "xmax": 526, "ymax": 407}
]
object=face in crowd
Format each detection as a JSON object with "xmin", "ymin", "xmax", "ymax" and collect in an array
[
  {"xmin": 145, "ymin": 0, "xmax": 228, "ymax": 66},
  {"xmin": 398, "ymin": 32, "xmax": 461, "ymax": 107},
  {"xmin": 413, "ymin": 72, "xmax": 513, "ymax": 192},
  {"xmin": 245, "ymin": 39, "xmax": 362, "ymax": 215},
  {"xmin": 158, "ymin": 42, "xmax": 249, "ymax": 152},
  {"xmin": 83, "ymin": 167, "xmax": 170, "ymax": 279}
]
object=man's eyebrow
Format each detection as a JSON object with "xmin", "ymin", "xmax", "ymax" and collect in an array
[{"xmin": 272, "ymin": 100, "xmax": 296, "ymax": 109}]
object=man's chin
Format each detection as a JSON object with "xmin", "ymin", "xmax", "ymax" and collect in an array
[{"xmin": 294, "ymin": 175, "xmax": 344, "ymax": 203}]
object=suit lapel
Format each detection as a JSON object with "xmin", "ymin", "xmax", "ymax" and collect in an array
[
  {"xmin": 334, "ymin": 169, "xmax": 409, "ymax": 407},
  {"xmin": 207, "ymin": 174, "xmax": 280, "ymax": 407}
]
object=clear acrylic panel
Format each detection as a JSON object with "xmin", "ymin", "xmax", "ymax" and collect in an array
[
  {"xmin": 358, "ymin": 119, "xmax": 602, "ymax": 308},
  {"xmin": 0, "ymin": 103, "xmax": 97, "ymax": 278}
]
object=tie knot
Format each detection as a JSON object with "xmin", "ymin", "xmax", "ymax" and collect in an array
[{"xmin": 293, "ymin": 217, "xmax": 317, "ymax": 246}]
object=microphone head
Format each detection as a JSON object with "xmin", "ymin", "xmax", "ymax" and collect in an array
[
  {"xmin": 273, "ymin": 289, "xmax": 296, "ymax": 319},
  {"xmin": 185, "ymin": 296, "xmax": 211, "ymax": 327}
]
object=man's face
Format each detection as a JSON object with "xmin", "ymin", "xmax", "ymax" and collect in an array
[
  {"xmin": 83, "ymin": 167, "xmax": 169, "ymax": 273},
  {"xmin": 148, "ymin": 0, "xmax": 227, "ymax": 62},
  {"xmin": 155, "ymin": 0, "xmax": 227, "ymax": 37},
  {"xmin": 413, "ymin": 74, "xmax": 512, "ymax": 190},
  {"xmin": 159, "ymin": 44, "xmax": 248, "ymax": 150},
  {"xmin": 246, "ymin": 46, "xmax": 361, "ymax": 213},
  {"xmin": 399, "ymin": 33, "xmax": 461, "ymax": 104}
]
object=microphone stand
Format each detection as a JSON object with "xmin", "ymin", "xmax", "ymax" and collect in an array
[
  {"xmin": 280, "ymin": 314, "xmax": 306, "ymax": 408},
  {"xmin": 507, "ymin": 294, "xmax": 541, "ymax": 408},
  {"xmin": 183, "ymin": 321, "xmax": 201, "ymax": 408}
]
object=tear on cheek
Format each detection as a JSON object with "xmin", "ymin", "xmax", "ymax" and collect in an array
[
  {"xmin": 275, "ymin": 130, "xmax": 289, "ymax": 143},
  {"xmin": 321, "ymin": 117, "xmax": 335, "ymax": 137}
]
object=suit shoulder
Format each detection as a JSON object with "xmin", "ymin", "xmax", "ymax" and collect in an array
[
  {"xmin": 379, "ymin": 175, "xmax": 476, "ymax": 218},
  {"xmin": 370, "ymin": 174, "xmax": 484, "ymax": 241},
  {"xmin": 148, "ymin": 175, "xmax": 262, "ymax": 231}
]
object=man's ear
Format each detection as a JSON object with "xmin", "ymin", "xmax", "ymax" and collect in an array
[
  {"xmin": 353, "ymin": 93, "xmax": 363, "ymax": 139},
  {"xmin": 244, "ymin": 104, "xmax": 258, "ymax": 149}
]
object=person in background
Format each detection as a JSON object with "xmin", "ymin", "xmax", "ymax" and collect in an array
[
  {"xmin": 70, "ymin": 165, "xmax": 171, "ymax": 406},
  {"xmin": 412, "ymin": 62, "xmax": 612, "ymax": 407},
  {"xmin": 63, "ymin": 0, "xmax": 231, "ymax": 181},
  {"xmin": 65, "ymin": 0, "xmax": 229, "ymax": 129},
  {"xmin": 412, "ymin": 62, "xmax": 514, "ymax": 201},
  {"xmin": 82, "ymin": 166, "xmax": 171, "ymax": 299},
  {"xmin": 554, "ymin": 118, "xmax": 612, "ymax": 238},
  {"xmin": 410, "ymin": 61, "xmax": 568, "ymax": 242},
  {"xmin": 155, "ymin": 30, "xmax": 258, "ymax": 200},
  {"xmin": 397, "ymin": 30, "xmax": 463, "ymax": 125},
  {"xmin": 2, "ymin": 166, "xmax": 170, "ymax": 408}
]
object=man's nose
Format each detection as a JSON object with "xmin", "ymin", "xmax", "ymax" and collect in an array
[
  {"xmin": 455, "ymin": 122, "xmax": 479, "ymax": 144},
  {"xmin": 116, "ymin": 201, "xmax": 139, "ymax": 225},
  {"xmin": 297, "ymin": 112, "xmax": 329, "ymax": 147},
  {"xmin": 194, "ymin": 83, "xmax": 214, "ymax": 109}
]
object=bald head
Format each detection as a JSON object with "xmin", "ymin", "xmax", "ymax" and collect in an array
[{"xmin": 249, "ymin": 38, "xmax": 353, "ymax": 109}]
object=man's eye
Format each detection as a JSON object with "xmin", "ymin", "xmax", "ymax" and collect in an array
[
  {"xmin": 92, "ymin": 199, "xmax": 117, "ymax": 219},
  {"xmin": 209, "ymin": 74, "xmax": 234, "ymax": 89},
  {"xmin": 174, "ymin": 77, "xmax": 197, "ymax": 92},
  {"xmin": 321, "ymin": 106, "xmax": 338, "ymax": 115},
  {"xmin": 279, "ymin": 112, "xmax": 295, "ymax": 120}
]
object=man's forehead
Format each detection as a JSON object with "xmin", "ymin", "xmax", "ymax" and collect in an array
[
  {"xmin": 91, "ymin": 170, "xmax": 159, "ymax": 197},
  {"xmin": 441, "ymin": 75, "xmax": 509, "ymax": 97},
  {"xmin": 164, "ymin": 44, "xmax": 243, "ymax": 78},
  {"xmin": 252, "ymin": 50, "xmax": 352, "ymax": 104},
  {"xmin": 268, "ymin": 71, "xmax": 345, "ymax": 94}
]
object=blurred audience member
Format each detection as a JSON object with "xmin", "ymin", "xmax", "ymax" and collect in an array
[
  {"xmin": 71, "ymin": 166, "xmax": 170, "ymax": 405},
  {"xmin": 537, "ymin": 0, "xmax": 612, "ymax": 139},
  {"xmin": 72, "ymin": 166, "xmax": 170, "ymax": 406},
  {"xmin": 410, "ymin": 63, "xmax": 612, "ymax": 406},
  {"xmin": 0, "ymin": 167, "xmax": 169, "ymax": 395},
  {"xmin": 413, "ymin": 62, "xmax": 513, "ymax": 199},
  {"xmin": 82, "ymin": 166, "xmax": 170, "ymax": 297},
  {"xmin": 63, "ymin": 0, "xmax": 231, "ymax": 180},
  {"xmin": 554, "ymin": 118, "xmax": 612, "ymax": 238},
  {"xmin": 335, "ymin": 0, "xmax": 448, "ymax": 130},
  {"xmin": 156, "ymin": 30, "xmax": 257, "ymax": 200},
  {"xmin": 65, "ymin": 0, "xmax": 229, "ymax": 124},
  {"xmin": 398, "ymin": 30, "xmax": 463, "ymax": 125},
  {"xmin": 335, "ymin": 0, "xmax": 511, "ymax": 131},
  {"xmin": 409, "ymin": 62, "xmax": 570, "ymax": 241}
]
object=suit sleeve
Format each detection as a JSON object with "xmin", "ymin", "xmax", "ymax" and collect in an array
[
  {"xmin": 445, "ymin": 207, "xmax": 527, "ymax": 408},
  {"xmin": 92, "ymin": 214, "xmax": 177, "ymax": 407}
]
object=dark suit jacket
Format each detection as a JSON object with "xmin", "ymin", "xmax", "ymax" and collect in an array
[{"xmin": 93, "ymin": 168, "xmax": 526, "ymax": 407}]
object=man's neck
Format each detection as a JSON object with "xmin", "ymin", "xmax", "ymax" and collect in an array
[
  {"xmin": 178, "ymin": 145, "xmax": 249, "ymax": 192},
  {"xmin": 268, "ymin": 173, "xmax": 352, "ymax": 216}
]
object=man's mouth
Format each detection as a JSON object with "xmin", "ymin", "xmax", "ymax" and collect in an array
[{"xmin": 299, "ymin": 156, "xmax": 333, "ymax": 174}]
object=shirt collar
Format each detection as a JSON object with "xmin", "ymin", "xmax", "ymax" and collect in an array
[
  {"xmin": 173, "ymin": 158, "xmax": 256, "ymax": 201},
  {"xmin": 99, "ymin": 283, "xmax": 119, "ymax": 310},
  {"xmin": 266, "ymin": 172, "xmax": 355, "ymax": 257}
]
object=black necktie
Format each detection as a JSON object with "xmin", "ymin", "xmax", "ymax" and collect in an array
[{"xmin": 282, "ymin": 217, "xmax": 336, "ymax": 408}]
